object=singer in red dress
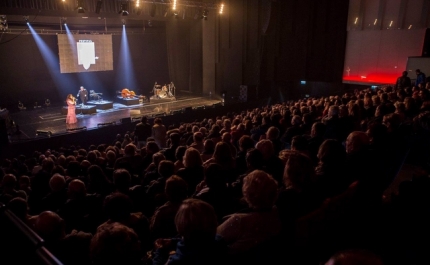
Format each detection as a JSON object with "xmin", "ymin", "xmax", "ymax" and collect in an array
[{"xmin": 66, "ymin": 94, "xmax": 77, "ymax": 124}]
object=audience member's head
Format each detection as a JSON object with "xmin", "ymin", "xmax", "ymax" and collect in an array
[
  {"xmin": 346, "ymin": 131, "xmax": 370, "ymax": 154},
  {"xmin": 291, "ymin": 135, "xmax": 308, "ymax": 152},
  {"xmin": 204, "ymin": 163, "xmax": 226, "ymax": 189},
  {"xmin": 246, "ymin": 148, "xmax": 264, "ymax": 170},
  {"xmin": 124, "ymin": 144, "xmax": 137, "ymax": 157},
  {"xmin": 165, "ymin": 176, "xmax": 188, "ymax": 203},
  {"xmin": 68, "ymin": 179, "xmax": 86, "ymax": 199},
  {"xmin": 183, "ymin": 147, "xmax": 203, "ymax": 168},
  {"xmin": 7, "ymin": 197, "xmax": 28, "ymax": 222},
  {"xmin": 175, "ymin": 146, "xmax": 187, "ymax": 162},
  {"xmin": 311, "ymin": 122, "xmax": 326, "ymax": 138},
  {"xmin": 49, "ymin": 173, "xmax": 66, "ymax": 192},
  {"xmin": 317, "ymin": 139, "xmax": 346, "ymax": 165},
  {"xmin": 112, "ymin": 169, "xmax": 131, "ymax": 193},
  {"xmin": 255, "ymin": 139, "xmax": 275, "ymax": 160},
  {"xmin": 175, "ymin": 199, "xmax": 218, "ymax": 243},
  {"xmin": 103, "ymin": 192, "xmax": 133, "ymax": 221},
  {"xmin": 91, "ymin": 223, "xmax": 141, "ymax": 265},
  {"xmin": 243, "ymin": 170, "xmax": 278, "ymax": 210},
  {"xmin": 238, "ymin": 135, "xmax": 255, "ymax": 152},
  {"xmin": 266, "ymin": 126, "xmax": 280, "ymax": 140},
  {"xmin": 158, "ymin": 160, "xmax": 175, "ymax": 179},
  {"xmin": 283, "ymin": 152, "xmax": 315, "ymax": 191},
  {"xmin": 34, "ymin": 211, "xmax": 65, "ymax": 243}
]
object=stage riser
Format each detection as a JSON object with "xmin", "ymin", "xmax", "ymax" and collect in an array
[
  {"xmin": 116, "ymin": 98, "xmax": 140, "ymax": 105},
  {"xmin": 87, "ymin": 101, "xmax": 114, "ymax": 110}
]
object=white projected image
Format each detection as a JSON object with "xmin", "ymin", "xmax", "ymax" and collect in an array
[
  {"xmin": 77, "ymin": 40, "xmax": 97, "ymax": 70},
  {"xmin": 58, "ymin": 34, "xmax": 113, "ymax": 73}
]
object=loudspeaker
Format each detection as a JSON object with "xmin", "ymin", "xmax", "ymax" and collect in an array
[
  {"xmin": 121, "ymin": 117, "xmax": 131, "ymax": 124},
  {"xmin": 422, "ymin": 28, "xmax": 430, "ymax": 57},
  {"xmin": 95, "ymin": 0, "xmax": 102, "ymax": 14}
]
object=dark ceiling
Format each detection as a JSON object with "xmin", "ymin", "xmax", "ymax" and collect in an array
[{"xmin": 0, "ymin": 0, "xmax": 219, "ymax": 31}]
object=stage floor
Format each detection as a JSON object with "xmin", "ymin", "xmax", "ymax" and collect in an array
[{"xmin": 8, "ymin": 96, "xmax": 221, "ymax": 142}]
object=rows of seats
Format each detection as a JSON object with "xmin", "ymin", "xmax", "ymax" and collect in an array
[{"xmin": 1, "ymin": 85, "xmax": 430, "ymax": 264}]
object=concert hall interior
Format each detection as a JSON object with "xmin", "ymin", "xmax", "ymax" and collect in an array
[{"xmin": 2, "ymin": 1, "xmax": 430, "ymax": 265}]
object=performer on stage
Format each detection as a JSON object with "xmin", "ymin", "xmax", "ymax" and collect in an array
[
  {"xmin": 169, "ymin": 82, "xmax": 175, "ymax": 97},
  {"xmin": 152, "ymin": 82, "xmax": 158, "ymax": 98},
  {"xmin": 66, "ymin": 94, "xmax": 77, "ymax": 124},
  {"xmin": 77, "ymin": 86, "xmax": 88, "ymax": 106}
]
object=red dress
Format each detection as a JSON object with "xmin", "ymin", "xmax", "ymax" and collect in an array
[{"xmin": 66, "ymin": 99, "xmax": 77, "ymax": 124}]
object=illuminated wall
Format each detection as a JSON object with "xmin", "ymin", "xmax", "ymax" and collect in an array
[
  {"xmin": 343, "ymin": 0, "xmax": 430, "ymax": 85},
  {"xmin": 343, "ymin": 29, "xmax": 425, "ymax": 84}
]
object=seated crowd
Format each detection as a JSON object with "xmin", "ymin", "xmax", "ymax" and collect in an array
[{"xmin": 2, "ymin": 85, "xmax": 430, "ymax": 264}]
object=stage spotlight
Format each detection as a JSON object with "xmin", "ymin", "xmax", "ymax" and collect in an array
[
  {"xmin": 0, "ymin": 15, "xmax": 8, "ymax": 31},
  {"xmin": 172, "ymin": 0, "xmax": 177, "ymax": 10},
  {"xmin": 202, "ymin": 9, "xmax": 209, "ymax": 20},
  {"xmin": 76, "ymin": 0, "xmax": 85, "ymax": 13},
  {"xmin": 219, "ymin": 4, "xmax": 224, "ymax": 14},
  {"xmin": 174, "ymin": 11, "xmax": 178, "ymax": 19},
  {"xmin": 18, "ymin": 101, "xmax": 26, "ymax": 111},
  {"xmin": 44, "ymin": 99, "xmax": 51, "ymax": 107},
  {"xmin": 34, "ymin": 101, "xmax": 41, "ymax": 109},
  {"xmin": 147, "ymin": 20, "xmax": 153, "ymax": 27},
  {"xmin": 23, "ymin": 16, "xmax": 29, "ymax": 24},
  {"xmin": 61, "ymin": 17, "xmax": 67, "ymax": 25},
  {"xmin": 121, "ymin": 19, "xmax": 126, "ymax": 25},
  {"xmin": 119, "ymin": 2, "xmax": 129, "ymax": 16},
  {"xmin": 135, "ymin": 0, "xmax": 140, "ymax": 8}
]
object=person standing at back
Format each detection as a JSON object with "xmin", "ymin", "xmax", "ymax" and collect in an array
[
  {"xmin": 415, "ymin": 69, "xmax": 426, "ymax": 88},
  {"xmin": 396, "ymin": 71, "xmax": 411, "ymax": 90},
  {"xmin": 134, "ymin": 116, "xmax": 152, "ymax": 148}
]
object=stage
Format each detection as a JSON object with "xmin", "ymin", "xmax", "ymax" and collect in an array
[{"xmin": 8, "ymin": 95, "xmax": 222, "ymax": 142}]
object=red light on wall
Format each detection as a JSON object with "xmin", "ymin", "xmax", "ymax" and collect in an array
[{"xmin": 343, "ymin": 73, "xmax": 397, "ymax": 85}]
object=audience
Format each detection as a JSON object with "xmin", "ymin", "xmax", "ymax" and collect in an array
[{"xmin": 2, "ymin": 85, "xmax": 430, "ymax": 265}]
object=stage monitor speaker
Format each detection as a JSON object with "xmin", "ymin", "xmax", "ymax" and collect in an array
[
  {"xmin": 121, "ymin": 117, "xmax": 131, "ymax": 124},
  {"xmin": 184, "ymin": 107, "xmax": 193, "ymax": 113},
  {"xmin": 0, "ymin": 119, "xmax": 9, "ymax": 146},
  {"xmin": 422, "ymin": 28, "xmax": 430, "ymax": 57}
]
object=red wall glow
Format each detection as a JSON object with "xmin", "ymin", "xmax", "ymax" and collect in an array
[{"xmin": 343, "ymin": 29, "xmax": 426, "ymax": 85}]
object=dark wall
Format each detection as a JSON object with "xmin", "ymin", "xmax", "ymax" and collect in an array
[
  {"xmin": 166, "ymin": 19, "xmax": 203, "ymax": 94},
  {"xmin": 260, "ymin": 0, "xmax": 349, "ymax": 99},
  {"xmin": 0, "ymin": 27, "xmax": 169, "ymax": 110}
]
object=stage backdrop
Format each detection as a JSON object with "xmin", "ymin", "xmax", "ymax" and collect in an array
[{"xmin": 0, "ymin": 27, "xmax": 169, "ymax": 110}]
